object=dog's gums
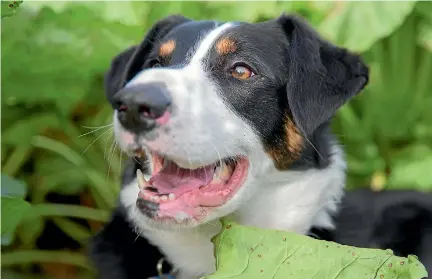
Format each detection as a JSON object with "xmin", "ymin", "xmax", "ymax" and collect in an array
[{"xmin": 136, "ymin": 153, "xmax": 249, "ymax": 215}]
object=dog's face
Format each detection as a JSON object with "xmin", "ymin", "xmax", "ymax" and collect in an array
[{"xmin": 105, "ymin": 14, "xmax": 368, "ymax": 229}]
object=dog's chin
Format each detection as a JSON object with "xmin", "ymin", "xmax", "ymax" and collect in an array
[{"xmin": 131, "ymin": 150, "xmax": 250, "ymax": 229}]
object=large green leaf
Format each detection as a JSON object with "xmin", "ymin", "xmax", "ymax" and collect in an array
[
  {"xmin": 319, "ymin": 2, "xmax": 416, "ymax": 52},
  {"xmin": 204, "ymin": 219, "xmax": 428, "ymax": 279}
]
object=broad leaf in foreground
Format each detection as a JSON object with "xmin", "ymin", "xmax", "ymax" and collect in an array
[{"xmin": 203, "ymin": 219, "xmax": 428, "ymax": 279}]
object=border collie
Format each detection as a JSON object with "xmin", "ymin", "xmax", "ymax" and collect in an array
[{"xmin": 90, "ymin": 14, "xmax": 369, "ymax": 279}]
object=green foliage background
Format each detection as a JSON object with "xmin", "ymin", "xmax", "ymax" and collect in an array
[{"xmin": 1, "ymin": 1, "xmax": 431, "ymax": 278}]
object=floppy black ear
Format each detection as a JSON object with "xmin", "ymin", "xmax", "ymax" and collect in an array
[
  {"xmin": 278, "ymin": 14, "xmax": 369, "ymax": 136},
  {"xmin": 104, "ymin": 15, "xmax": 191, "ymax": 103}
]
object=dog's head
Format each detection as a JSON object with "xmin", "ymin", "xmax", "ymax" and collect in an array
[{"xmin": 106, "ymin": 14, "xmax": 369, "ymax": 228}]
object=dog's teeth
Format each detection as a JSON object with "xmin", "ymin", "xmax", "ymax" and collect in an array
[
  {"xmin": 218, "ymin": 162, "xmax": 231, "ymax": 179},
  {"xmin": 160, "ymin": 195, "xmax": 168, "ymax": 202},
  {"xmin": 163, "ymin": 158, "xmax": 168, "ymax": 169},
  {"xmin": 168, "ymin": 193, "xmax": 176, "ymax": 200},
  {"xmin": 152, "ymin": 196, "xmax": 160, "ymax": 202},
  {"xmin": 174, "ymin": 160, "xmax": 203, "ymax": 170},
  {"xmin": 136, "ymin": 169, "xmax": 149, "ymax": 188}
]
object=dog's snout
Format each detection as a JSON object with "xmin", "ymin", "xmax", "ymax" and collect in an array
[{"xmin": 114, "ymin": 82, "xmax": 172, "ymax": 132}]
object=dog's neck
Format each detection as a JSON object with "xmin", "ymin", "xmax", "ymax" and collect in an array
[{"xmin": 229, "ymin": 143, "xmax": 346, "ymax": 234}]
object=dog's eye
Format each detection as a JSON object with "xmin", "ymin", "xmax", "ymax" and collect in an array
[
  {"xmin": 149, "ymin": 59, "xmax": 162, "ymax": 68},
  {"xmin": 231, "ymin": 65, "xmax": 255, "ymax": 80}
]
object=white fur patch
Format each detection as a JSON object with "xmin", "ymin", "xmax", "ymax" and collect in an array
[{"xmin": 190, "ymin": 22, "xmax": 233, "ymax": 63}]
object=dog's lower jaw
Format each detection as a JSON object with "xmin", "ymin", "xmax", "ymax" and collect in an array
[{"xmin": 120, "ymin": 144, "xmax": 346, "ymax": 278}]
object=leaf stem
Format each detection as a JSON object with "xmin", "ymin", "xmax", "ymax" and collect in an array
[
  {"xmin": 2, "ymin": 145, "xmax": 33, "ymax": 177},
  {"xmin": 1, "ymin": 250, "xmax": 92, "ymax": 269},
  {"xmin": 28, "ymin": 203, "xmax": 109, "ymax": 222}
]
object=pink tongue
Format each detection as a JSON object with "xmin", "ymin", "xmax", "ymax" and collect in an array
[{"xmin": 149, "ymin": 161, "xmax": 216, "ymax": 196}]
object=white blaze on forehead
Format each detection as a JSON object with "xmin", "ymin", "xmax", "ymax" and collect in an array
[
  {"xmin": 125, "ymin": 22, "xmax": 234, "ymax": 87},
  {"xmin": 190, "ymin": 22, "xmax": 234, "ymax": 63}
]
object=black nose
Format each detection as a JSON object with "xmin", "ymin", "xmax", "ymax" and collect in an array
[{"xmin": 113, "ymin": 82, "xmax": 172, "ymax": 132}]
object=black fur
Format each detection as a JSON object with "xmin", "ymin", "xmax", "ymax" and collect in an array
[
  {"xmin": 89, "ymin": 207, "xmax": 166, "ymax": 279},
  {"xmin": 278, "ymin": 15, "xmax": 368, "ymax": 136},
  {"xmin": 104, "ymin": 15, "xmax": 191, "ymax": 104}
]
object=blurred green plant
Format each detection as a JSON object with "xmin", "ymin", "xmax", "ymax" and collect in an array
[{"xmin": 1, "ymin": 1, "xmax": 431, "ymax": 278}]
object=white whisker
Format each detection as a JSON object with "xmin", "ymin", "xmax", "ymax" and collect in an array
[
  {"xmin": 81, "ymin": 127, "xmax": 113, "ymax": 155},
  {"xmin": 79, "ymin": 124, "xmax": 113, "ymax": 138}
]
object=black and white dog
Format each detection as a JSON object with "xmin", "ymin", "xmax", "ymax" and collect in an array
[{"xmin": 90, "ymin": 14, "xmax": 370, "ymax": 279}]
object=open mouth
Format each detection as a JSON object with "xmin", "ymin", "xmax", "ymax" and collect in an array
[{"xmin": 136, "ymin": 152, "xmax": 249, "ymax": 210}]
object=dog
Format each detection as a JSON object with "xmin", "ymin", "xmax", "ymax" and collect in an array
[{"xmin": 89, "ymin": 13, "xmax": 369, "ymax": 279}]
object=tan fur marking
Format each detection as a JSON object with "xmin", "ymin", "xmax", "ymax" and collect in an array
[
  {"xmin": 215, "ymin": 38, "xmax": 236, "ymax": 55},
  {"xmin": 285, "ymin": 118, "xmax": 303, "ymax": 155},
  {"xmin": 159, "ymin": 40, "xmax": 176, "ymax": 57},
  {"xmin": 266, "ymin": 117, "xmax": 304, "ymax": 170}
]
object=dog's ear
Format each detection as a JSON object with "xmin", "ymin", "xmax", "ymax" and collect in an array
[
  {"xmin": 278, "ymin": 14, "xmax": 369, "ymax": 136},
  {"xmin": 104, "ymin": 46, "xmax": 137, "ymax": 103},
  {"xmin": 104, "ymin": 15, "xmax": 190, "ymax": 102}
]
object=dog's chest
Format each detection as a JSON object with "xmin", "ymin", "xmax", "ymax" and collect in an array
[{"xmin": 141, "ymin": 222, "xmax": 221, "ymax": 279}]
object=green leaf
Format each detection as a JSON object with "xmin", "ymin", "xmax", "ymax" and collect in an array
[
  {"xmin": 388, "ymin": 145, "xmax": 432, "ymax": 190},
  {"xmin": 52, "ymin": 217, "xmax": 92, "ymax": 244},
  {"xmin": 16, "ymin": 217, "xmax": 45, "ymax": 246},
  {"xmin": 1, "ymin": 1, "xmax": 23, "ymax": 18},
  {"xmin": 1, "ymin": 146, "xmax": 33, "ymax": 177},
  {"xmin": 1, "ymin": 197, "xmax": 31, "ymax": 241},
  {"xmin": 31, "ymin": 135, "xmax": 85, "ymax": 166},
  {"xmin": 415, "ymin": 2, "xmax": 432, "ymax": 22},
  {"xmin": 204, "ymin": 219, "xmax": 428, "ymax": 279},
  {"xmin": 319, "ymin": 2, "xmax": 416, "ymax": 52},
  {"xmin": 1, "ymin": 175, "xmax": 33, "ymax": 245},
  {"xmin": 30, "ymin": 203, "xmax": 109, "ymax": 222},
  {"xmin": 1, "ymin": 2, "xmax": 141, "ymax": 112},
  {"xmin": 418, "ymin": 18, "xmax": 432, "ymax": 51},
  {"xmin": 1, "ymin": 250, "xmax": 92, "ymax": 269},
  {"xmin": 1, "ymin": 270, "xmax": 50, "ymax": 279},
  {"xmin": 1, "ymin": 113, "xmax": 61, "ymax": 145},
  {"xmin": 2, "ymin": 232, "xmax": 15, "ymax": 247},
  {"xmin": 1, "ymin": 174, "xmax": 27, "ymax": 198}
]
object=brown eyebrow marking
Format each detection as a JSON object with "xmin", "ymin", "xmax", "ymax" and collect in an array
[
  {"xmin": 159, "ymin": 40, "xmax": 176, "ymax": 57},
  {"xmin": 215, "ymin": 38, "xmax": 236, "ymax": 55}
]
